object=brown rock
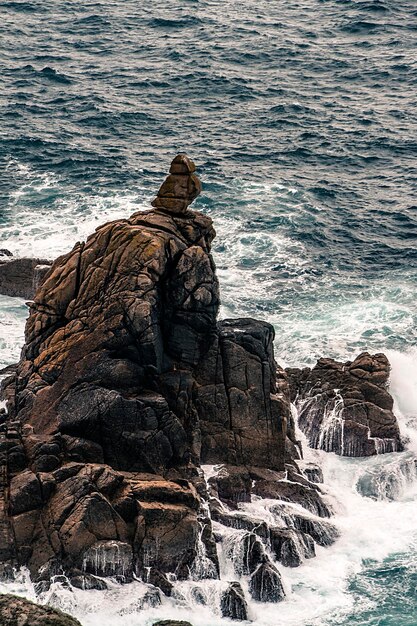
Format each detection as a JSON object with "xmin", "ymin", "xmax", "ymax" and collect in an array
[
  {"xmin": 0, "ymin": 256, "xmax": 51, "ymax": 298},
  {"xmin": 0, "ymin": 594, "xmax": 82, "ymax": 626},
  {"xmin": 287, "ymin": 352, "xmax": 402, "ymax": 457}
]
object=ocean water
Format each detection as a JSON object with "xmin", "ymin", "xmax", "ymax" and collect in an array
[{"xmin": 1, "ymin": 0, "xmax": 417, "ymax": 624}]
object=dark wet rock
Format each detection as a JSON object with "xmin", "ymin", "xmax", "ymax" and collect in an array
[
  {"xmin": 153, "ymin": 622, "xmax": 193, "ymax": 626},
  {"xmin": 120, "ymin": 588, "xmax": 162, "ymax": 614},
  {"xmin": 287, "ymin": 352, "xmax": 402, "ymax": 457},
  {"xmin": 252, "ymin": 478, "xmax": 331, "ymax": 518},
  {"xmin": 81, "ymin": 540, "xmax": 133, "ymax": 581},
  {"xmin": 221, "ymin": 581, "xmax": 249, "ymax": 620},
  {"xmin": 301, "ymin": 462, "xmax": 324, "ymax": 484},
  {"xmin": 249, "ymin": 557, "xmax": 285, "ymax": 602},
  {"xmin": 0, "ymin": 593, "xmax": 82, "ymax": 626},
  {"xmin": 210, "ymin": 506, "xmax": 270, "ymax": 542},
  {"xmin": 0, "ymin": 255, "xmax": 51, "ymax": 299},
  {"xmin": 270, "ymin": 527, "xmax": 315, "ymax": 567},
  {"xmin": 196, "ymin": 319, "xmax": 295, "ymax": 470},
  {"xmin": 208, "ymin": 465, "xmax": 252, "ymax": 507},
  {"xmin": 70, "ymin": 573, "xmax": 108, "ymax": 590},
  {"xmin": 272, "ymin": 504, "xmax": 339, "ymax": 547},
  {"xmin": 239, "ymin": 532, "xmax": 265, "ymax": 575},
  {"xmin": 146, "ymin": 566, "xmax": 174, "ymax": 596},
  {"xmin": 0, "ymin": 249, "xmax": 13, "ymax": 258}
]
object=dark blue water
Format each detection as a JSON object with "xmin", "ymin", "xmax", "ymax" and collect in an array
[{"xmin": 1, "ymin": 1, "xmax": 417, "ymax": 624}]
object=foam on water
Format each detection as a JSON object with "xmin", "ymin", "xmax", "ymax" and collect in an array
[{"xmin": 2, "ymin": 159, "xmax": 150, "ymax": 259}]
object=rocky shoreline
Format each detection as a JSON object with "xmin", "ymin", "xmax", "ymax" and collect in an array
[{"xmin": 0, "ymin": 155, "xmax": 403, "ymax": 624}]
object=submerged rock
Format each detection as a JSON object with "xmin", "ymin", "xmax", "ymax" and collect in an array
[
  {"xmin": 0, "ymin": 594, "xmax": 81, "ymax": 626},
  {"xmin": 221, "ymin": 581, "xmax": 249, "ymax": 620},
  {"xmin": 287, "ymin": 352, "xmax": 402, "ymax": 457}
]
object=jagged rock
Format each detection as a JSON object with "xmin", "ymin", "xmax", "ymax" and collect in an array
[
  {"xmin": 252, "ymin": 478, "xmax": 331, "ymax": 518},
  {"xmin": 221, "ymin": 581, "xmax": 249, "ymax": 620},
  {"xmin": 208, "ymin": 465, "xmax": 252, "ymax": 507},
  {"xmin": 270, "ymin": 527, "xmax": 315, "ymax": 567},
  {"xmin": 301, "ymin": 462, "xmax": 324, "ymax": 484},
  {"xmin": 287, "ymin": 352, "xmax": 402, "ymax": 456},
  {"xmin": 152, "ymin": 153, "xmax": 200, "ymax": 214},
  {"xmin": 120, "ymin": 588, "xmax": 162, "ymax": 614},
  {"xmin": 146, "ymin": 566, "xmax": 174, "ymax": 596},
  {"xmin": 240, "ymin": 532, "xmax": 265, "ymax": 575},
  {"xmin": 0, "ymin": 255, "xmax": 51, "ymax": 298},
  {"xmin": 271, "ymin": 504, "xmax": 339, "ymax": 547},
  {"xmin": 196, "ymin": 319, "xmax": 295, "ymax": 470},
  {"xmin": 249, "ymin": 557, "xmax": 285, "ymax": 602},
  {"xmin": 0, "ymin": 593, "xmax": 82, "ymax": 625},
  {"xmin": 81, "ymin": 540, "xmax": 133, "ymax": 581},
  {"xmin": 70, "ymin": 573, "xmax": 108, "ymax": 590}
]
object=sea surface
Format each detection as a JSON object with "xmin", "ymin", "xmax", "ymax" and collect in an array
[{"xmin": 0, "ymin": 1, "xmax": 417, "ymax": 625}]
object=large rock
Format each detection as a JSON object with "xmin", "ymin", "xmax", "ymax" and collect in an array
[
  {"xmin": 0, "ymin": 594, "xmax": 81, "ymax": 626},
  {"xmin": 0, "ymin": 155, "xmax": 295, "ymax": 587},
  {"xmin": 0, "ymin": 254, "xmax": 51, "ymax": 298},
  {"xmin": 287, "ymin": 352, "xmax": 402, "ymax": 456}
]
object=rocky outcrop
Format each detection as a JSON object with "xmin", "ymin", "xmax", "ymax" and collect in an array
[
  {"xmin": 0, "ymin": 594, "xmax": 81, "ymax": 626},
  {"xmin": 287, "ymin": 352, "xmax": 402, "ymax": 456},
  {"xmin": 0, "ymin": 253, "xmax": 52, "ymax": 299},
  {"xmin": 0, "ymin": 155, "xmax": 304, "ymax": 600}
]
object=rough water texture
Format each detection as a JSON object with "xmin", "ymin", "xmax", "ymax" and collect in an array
[{"xmin": 1, "ymin": 0, "xmax": 417, "ymax": 625}]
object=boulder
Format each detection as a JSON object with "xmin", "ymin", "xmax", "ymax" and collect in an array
[
  {"xmin": 220, "ymin": 581, "xmax": 249, "ymax": 620},
  {"xmin": 287, "ymin": 352, "xmax": 402, "ymax": 456},
  {"xmin": 249, "ymin": 557, "xmax": 285, "ymax": 602},
  {"xmin": 0, "ymin": 594, "xmax": 82, "ymax": 626},
  {"xmin": 0, "ymin": 255, "xmax": 51, "ymax": 298}
]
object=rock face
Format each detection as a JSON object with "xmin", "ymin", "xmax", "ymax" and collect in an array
[
  {"xmin": 287, "ymin": 352, "xmax": 402, "ymax": 457},
  {"xmin": 0, "ymin": 594, "xmax": 82, "ymax": 626},
  {"xmin": 0, "ymin": 254, "xmax": 52, "ymax": 299},
  {"xmin": 0, "ymin": 155, "xmax": 298, "ymax": 589}
]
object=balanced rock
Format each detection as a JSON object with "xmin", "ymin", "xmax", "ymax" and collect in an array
[
  {"xmin": 152, "ymin": 153, "xmax": 201, "ymax": 214},
  {"xmin": 287, "ymin": 352, "xmax": 402, "ymax": 456}
]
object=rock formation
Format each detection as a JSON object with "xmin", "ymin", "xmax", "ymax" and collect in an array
[
  {"xmin": 287, "ymin": 352, "xmax": 402, "ymax": 456},
  {"xmin": 0, "ymin": 155, "xmax": 340, "ymax": 618},
  {"xmin": 0, "ymin": 594, "xmax": 82, "ymax": 626},
  {"xmin": 0, "ymin": 252, "xmax": 52, "ymax": 299}
]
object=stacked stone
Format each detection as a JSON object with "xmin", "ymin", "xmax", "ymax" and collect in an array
[{"xmin": 151, "ymin": 154, "xmax": 202, "ymax": 214}]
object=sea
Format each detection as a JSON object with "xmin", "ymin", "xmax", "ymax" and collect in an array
[{"xmin": 0, "ymin": 0, "xmax": 416, "ymax": 624}]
